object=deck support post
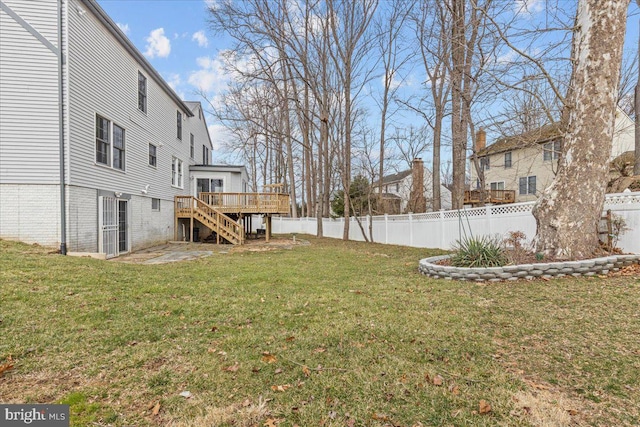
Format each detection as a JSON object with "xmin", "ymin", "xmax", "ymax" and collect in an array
[
  {"xmin": 266, "ymin": 215, "xmax": 272, "ymax": 243},
  {"xmin": 190, "ymin": 216, "xmax": 194, "ymax": 243},
  {"xmin": 174, "ymin": 200, "xmax": 178, "ymax": 241}
]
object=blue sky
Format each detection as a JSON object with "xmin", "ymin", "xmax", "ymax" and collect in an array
[
  {"xmin": 96, "ymin": 0, "xmax": 639, "ymax": 163},
  {"xmin": 97, "ymin": 0, "xmax": 231, "ymax": 152}
]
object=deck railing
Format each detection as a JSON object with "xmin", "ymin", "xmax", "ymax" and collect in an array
[
  {"xmin": 464, "ymin": 189, "xmax": 516, "ymax": 205},
  {"xmin": 175, "ymin": 196, "xmax": 243, "ymax": 244},
  {"xmin": 198, "ymin": 192, "xmax": 290, "ymax": 214}
]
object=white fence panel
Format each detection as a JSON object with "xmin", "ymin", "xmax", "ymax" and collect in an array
[{"xmin": 268, "ymin": 192, "xmax": 640, "ymax": 254}]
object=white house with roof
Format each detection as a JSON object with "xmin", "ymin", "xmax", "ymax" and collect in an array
[
  {"xmin": 469, "ymin": 108, "xmax": 635, "ymax": 204},
  {"xmin": 373, "ymin": 158, "xmax": 452, "ymax": 214},
  {"xmin": 0, "ymin": 0, "xmax": 216, "ymax": 257}
]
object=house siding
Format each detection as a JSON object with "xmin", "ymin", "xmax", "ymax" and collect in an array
[
  {"xmin": 471, "ymin": 110, "xmax": 636, "ymax": 203},
  {"xmin": 471, "ymin": 144, "xmax": 557, "ymax": 203},
  {"xmin": 66, "ymin": 0, "xmax": 195, "ymax": 201},
  {"xmin": 0, "ymin": 0, "xmax": 60, "ymax": 184},
  {"xmin": 1, "ymin": 0, "xmax": 214, "ymax": 253}
]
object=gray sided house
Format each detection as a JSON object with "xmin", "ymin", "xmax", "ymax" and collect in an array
[{"xmin": 0, "ymin": 0, "xmax": 213, "ymax": 257}]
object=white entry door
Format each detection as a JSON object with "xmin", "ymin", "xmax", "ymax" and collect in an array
[{"xmin": 99, "ymin": 196, "xmax": 128, "ymax": 258}]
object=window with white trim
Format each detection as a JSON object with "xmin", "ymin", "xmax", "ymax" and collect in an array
[
  {"xmin": 504, "ymin": 151, "xmax": 512, "ymax": 168},
  {"xmin": 152, "ymin": 198, "xmax": 160, "ymax": 211},
  {"xmin": 95, "ymin": 115, "xmax": 125, "ymax": 170},
  {"xmin": 490, "ymin": 181, "xmax": 504, "ymax": 191},
  {"xmin": 190, "ymin": 134, "xmax": 195, "ymax": 159},
  {"xmin": 172, "ymin": 157, "xmax": 183, "ymax": 188},
  {"xmin": 113, "ymin": 124, "xmax": 125, "ymax": 170},
  {"xmin": 480, "ymin": 156, "xmax": 490, "ymax": 170},
  {"xmin": 149, "ymin": 143, "xmax": 157, "ymax": 167},
  {"xmin": 176, "ymin": 111, "xmax": 182, "ymax": 140},
  {"xmin": 138, "ymin": 72, "xmax": 147, "ymax": 113},
  {"xmin": 519, "ymin": 176, "xmax": 536, "ymax": 195},
  {"xmin": 543, "ymin": 140, "xmax": 561, "ymax": 161},
  {"xmin": 202, "ymin": 145, "xmax": 209, "ymax": 165}
]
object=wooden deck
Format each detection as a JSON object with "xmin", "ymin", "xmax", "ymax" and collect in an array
[
  {"xmin": 464, "ymin": 189, "xmax": 516, "ymax": 206},
  {"xmin": 175, "ymin": 192, "xmax": 291, "ymax": 245},
  {"xmin": 196, "ymin": 192, "xmax": 290, "ymax": 214}
]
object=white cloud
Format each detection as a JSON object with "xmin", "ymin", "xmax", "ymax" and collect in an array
[
  {"xmin": 514, "ymin": 0, "xmax": 544, "ymax": 16},
  {"xmin": 144, "ymin": 28, "xmax": 171, "ymax": 58},
  {"xmin": 208, "ymin": 124, "xmax": 229, "ymax": 151},
  {"xmin": 116, "ymin": 22, "xmax": 130, "ymax": 36},
  {"xmin": 166, "ymin": 73, "xmax": 182, "ymax": 90},
  {"xmin": 188, "ymin": 55, "xmax": 230, "ymax": 92},
  {"xmin": 192, "ymin": 30, "xmax": 209, "ymax": 48}
]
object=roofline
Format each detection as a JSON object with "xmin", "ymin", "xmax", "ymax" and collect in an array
[
  {"xmin": 80, "ymin": 0, "xmax": 194, "ymax": 117},
  {"xmin": 184, "ymin": 101, "xmax": 214, "ymax": 150},
  {"xmin": 189, "ymin": 164, "xmax": 247, "ymax": 173}
]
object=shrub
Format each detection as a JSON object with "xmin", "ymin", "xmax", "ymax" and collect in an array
[{"xmin": 451, "ymin": 235, "xmax": 508, "ymax": 268}]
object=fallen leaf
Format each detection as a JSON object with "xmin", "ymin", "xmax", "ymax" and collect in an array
[
  {"xmin": 262, "ymin": 352, "xmax": 277, "ymax": 364},
  {"xmin": 222, "ymin": 363, "xmax": 239, "ymax": 372},
  {"xmin": 151, "ymin": 402, "xmax": 161, "ymax": 416},
  {"xmin": 286, "ymin": 336, "xmax": 295, "ymax": 342},
  {"xmin": 242, "ymin": 399, "xmax": 251, "ymax": 407},
  {"xmin": 274, "ymin": 368, "xmax": 283, "ymax": 374},
  {"xmin": 302, "ymin": 366, "xmax": 311, "ymax": 377},
  {"xmin": 271, "ymin": 384, "xmax": 291, "ymax": 392},
  {"xmin": 128, "ymin": 341, "xmax": 138, "ymax": 347},
  {"xmin": 432, "ymin": 375, "xmax": 444, "ymax": 386},
  {"xmin": 263, "ymin": 418, "xmax": 278, "ymax": 427},
  {"xmin": 211, "ymin": 326, "xmax": 218, "ymax": 332},
  {"xmin": 372, "ymin": 413, "xmax": 390, "ymax": 421},
  {"xmin": 0, "ymin": 362, "xmax": 14, "ymax": 377},
  {"xmin": 448, "ymin": 384, "xmax": 460, "ymax": 395},
  {"xmin": 479, "ymin": 400, "xmax": 492, "ymax": 414},
  {"xmin": 314, "ymin": 347, "xmax": 326, "ymax": 353},
  {"xmin": 567, "ymin": 409, "xmax": 578, "ymax": 416}
]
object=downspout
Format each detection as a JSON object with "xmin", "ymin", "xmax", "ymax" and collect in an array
[{"xmin": 58, "ymin": 0, "xmax": 67, "ymax": 255}]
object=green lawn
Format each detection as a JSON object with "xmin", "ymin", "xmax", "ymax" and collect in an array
[{"xmin": 1, "ymin": 237, "xmax": 639, "ymax": 426}]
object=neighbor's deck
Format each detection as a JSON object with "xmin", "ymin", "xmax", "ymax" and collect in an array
[{"xmin": 464, "ymin": 189, "xmax": 516, "ymax": 206}]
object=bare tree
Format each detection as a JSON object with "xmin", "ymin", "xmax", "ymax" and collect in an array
[
  {"xmin": 327, "ymin": 0, "xmax": 378, "ymax": 240},
  {"xmin": 533, "ymin": 0, "xmax": 631, "ymax": 258},
  {"xmin": 413, "ymin": 0, "xmax": 450, "ymax": 211},
  {"xmin": 449, "ymin": 0, "xmax": 492, "ymax": 209},
  {"xmin": 374, "ymin": 0, "xmax": 413, "ymax": 206},
  {"xmin": 635, "ymin": 23, "xmax": 640, "ymax": 175}
]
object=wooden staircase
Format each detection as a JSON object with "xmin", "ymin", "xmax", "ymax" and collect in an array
[{"xmin": 175, "ymin": 196, "xmax": 244, "ymax": 245}]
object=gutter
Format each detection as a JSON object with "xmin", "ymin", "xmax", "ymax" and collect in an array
[{"xmin": 58, "ymin": 0, "xmax": 67, "ymax": 255}]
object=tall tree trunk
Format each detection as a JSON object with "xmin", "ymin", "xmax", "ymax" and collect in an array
[
  {"xmin": 450, "ymin": 0, "xmax": 467, "ymax": 210},
  {"xmin": 533, "ymin": 0, "xmax": 630, "ymax": 258},
  {"xmin": 635, "ymin": 24, "xmax": 640, "ymax": 175}
]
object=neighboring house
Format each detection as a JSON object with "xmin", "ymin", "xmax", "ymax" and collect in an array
[
  {"xmin": 469, "ymin": 108, "xmax": 635, "ymax": 203},
  {"xmin": 0, "ymin": 0, "xmax": 213, "ymax": 257},
  {"xmin": 374, "ymin": 158, "xmax": 452, "ymax": 214}
]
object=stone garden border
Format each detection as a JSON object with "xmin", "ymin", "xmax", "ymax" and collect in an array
[{"xmin": 419, "ymin": 254, "xmax": 640, "ymax": 282}]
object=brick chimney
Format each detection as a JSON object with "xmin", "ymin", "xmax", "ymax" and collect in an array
[
  {"xmin": 475, "ymin": 128, "xmax": 486, "ymax": 152},
  {"xmin": 410, "ymin": 158, "xmax": 427, "ymax": 213}
]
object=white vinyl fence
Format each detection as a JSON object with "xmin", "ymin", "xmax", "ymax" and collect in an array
[{"xmin": 269, "ymin": 191, "xmax": 640, "ymax": 254}]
